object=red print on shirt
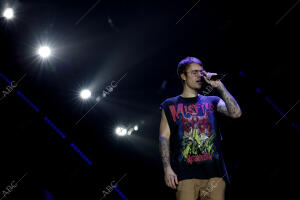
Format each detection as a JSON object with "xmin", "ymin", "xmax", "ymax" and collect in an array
[{"xmin": 169, "ymin": 103, "xmax": 214, "ymax": 122}]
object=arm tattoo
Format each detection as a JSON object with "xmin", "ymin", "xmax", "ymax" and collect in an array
[
  {"xmin": 159, "ymin": 136, "xmax": 171, "ymax": 169},
  {"xmin": 217, "ymin": 83, "xmax": 242, "ymax": 118}
]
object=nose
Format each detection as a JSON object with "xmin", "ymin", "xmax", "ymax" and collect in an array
[{"xmin": 197, "ymin": 72, "xmax": 204, "ymax": 78}]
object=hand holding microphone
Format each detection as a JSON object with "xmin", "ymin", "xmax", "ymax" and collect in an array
[{"xmin": 201, "ymin": 71, "xmax": 226, "ymax": 88}]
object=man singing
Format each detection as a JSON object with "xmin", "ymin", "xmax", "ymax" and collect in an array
[{"xmin": 159, "ymin": 57, "xmax": 242, "ymax": 200}]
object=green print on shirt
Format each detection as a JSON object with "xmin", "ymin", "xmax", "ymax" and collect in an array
[{"xmin": 182, "ymin": 127, "xmax": 215, "ymax": 163}]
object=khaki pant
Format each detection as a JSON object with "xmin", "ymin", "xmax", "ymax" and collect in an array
[{"xmin": 176, "ymin": 177, "xmax": 226, "ymax": 200}]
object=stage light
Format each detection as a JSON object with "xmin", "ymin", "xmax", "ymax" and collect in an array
[
  {"xmin": 3, "ymin": 8, "xmax": 14, "ymax": 20},
  {"xmin": 134, "ymin": 125, "xmax": 138, "ymax": 131},
  {"xmin": 121, "ymin": 128, "xmax": 127, "ymax": 135},
  {"xmin": 80, "ymin": 89, "xmax": 91, "ymax": 100},
  {"xmin": 115, "ymin": 126, "xmax": 127, "ymax": 136},
  {"xmin": 115, "ymin": 127, "xmax": 121, "ymax": 134},
  {"xmin": 37, "ymin": 46, "xmax": 51, "ymax": 59},
  {"xmin": 128, "ymin": 129, "xmax": 133, "ymax": 135}
]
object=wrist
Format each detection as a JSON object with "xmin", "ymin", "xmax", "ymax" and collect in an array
[
  {"xmin": 215, "ymin": 81, "xmax": 224, "ymax": 90},
  {"xmin": 164, "ymin": 165, "xmax": 172, "ymax": 172}
]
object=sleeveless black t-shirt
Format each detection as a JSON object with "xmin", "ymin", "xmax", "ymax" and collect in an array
[{"xmin": 160, "ymin": 94, "xmax": 230, "ymax": 182}]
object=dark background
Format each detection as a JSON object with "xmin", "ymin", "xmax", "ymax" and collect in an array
[{"xmin": 0, "ymin": 0, "xmax": 299, "ymax": 199}]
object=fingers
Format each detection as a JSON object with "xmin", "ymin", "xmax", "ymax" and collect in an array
[
  {"xmin": 202, "ymin": 71, "xmax": 217, "ymax": 80},
  {"xmin": 170, "ymin": 175, "xmax": 176, "ymax": 189},
  {"xmin": 165, "ymin": 175, "xmax": 178, "ymax": 189},
  {"xmin": 203, "ymin": 76, "xmax": 210, "ymax": 83},
  {"xmin": 165, "ymin": 176, "xmax": 170, "ymax": 188},
  {"xmin": 201, "ymin": 71, "xmax": 211, "ymax": 81},
  {"xmin": 201, "ymin": 71, "xmax": 208, "ymax": 77},
  {"xmin": 166, "ymin": 175, "xmax": 174, "ymax": 189},
  {"xmin": 175, "ymin": 175, "xmax": 178, "ymax": 185}
]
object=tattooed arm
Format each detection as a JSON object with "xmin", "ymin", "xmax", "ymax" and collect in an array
[
  {"xmin": 159, "ymin": 109, "xmax": 178, "ymax": 189},
  {"xmin": 201, "ymin": 72, "xmax": 242, "ymax": 118},
  {"xmin": 201, "ymin": 71, "xmax": 242, "ymax": 118},
  {"xmin": 159, "ymin": 109, "xmax": 171, "ymax": 169},
  {"xmin": 216, "ymin": 82, "xmax": 242, "ymax": 118}
]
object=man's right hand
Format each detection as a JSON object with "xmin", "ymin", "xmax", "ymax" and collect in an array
[{"xmin": 164, "ymin": 166, "xmax": 178, "ymax": 189}]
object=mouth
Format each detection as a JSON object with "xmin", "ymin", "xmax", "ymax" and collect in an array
[{"xmin": 195, "ymin": 80, "xmax": 202, "ymax": 86}]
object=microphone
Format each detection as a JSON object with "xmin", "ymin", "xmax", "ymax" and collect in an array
[{"xmin": 202, "ymin": 73, "xmax": 227, "ymax": 81}]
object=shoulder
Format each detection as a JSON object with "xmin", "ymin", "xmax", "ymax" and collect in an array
[
  {"xmin": 161, "ymin": 96, "xmax": 180, "ymax": 104},
  {"xmin": 160, "ymin": 96, "xmax": 180, "ymax": 110}
]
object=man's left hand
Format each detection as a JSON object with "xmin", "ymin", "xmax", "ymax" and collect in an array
[{"xmin": 201, "ymin": 71, "xmax": 223, "ymax": 88}]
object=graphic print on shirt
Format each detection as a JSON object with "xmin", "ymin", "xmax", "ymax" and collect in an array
[
  {"xmin": 168, "ymin": 102, "xmax": 217, "ymax": 165},
  {"xmin": 180, "ymin": 114, "xmax": 215, "ymax": 164}
]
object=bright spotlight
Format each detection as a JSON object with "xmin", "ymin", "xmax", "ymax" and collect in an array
[
  {"xmin": 121, "ymin": 128, "xmax": 127, "ymax": 135},
  {"xmin": 115, "ymin": 127, "xmax": 122, "ymax": 134},
  {"xmin": 3, "ymin": 8, "xmax": 14, "ymax": 20},
  {"xmin": 80, "ymin": 89, "xmax": 91, "ymax": 100},
  {"xmin": 134, "ymin": 125, "xmax": 138, "ymax": 131},
  {"xmin": 37, "ymin": 46, "xmax": 51, "ymax": 58},
  {"xmin": 115, "ymin": 126, "xmax": 127, "ymax": 136}
]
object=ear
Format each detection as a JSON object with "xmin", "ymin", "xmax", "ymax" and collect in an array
[{"xmin": 180, "ymin": 73, "xmax": 187, "ymax": 81}]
